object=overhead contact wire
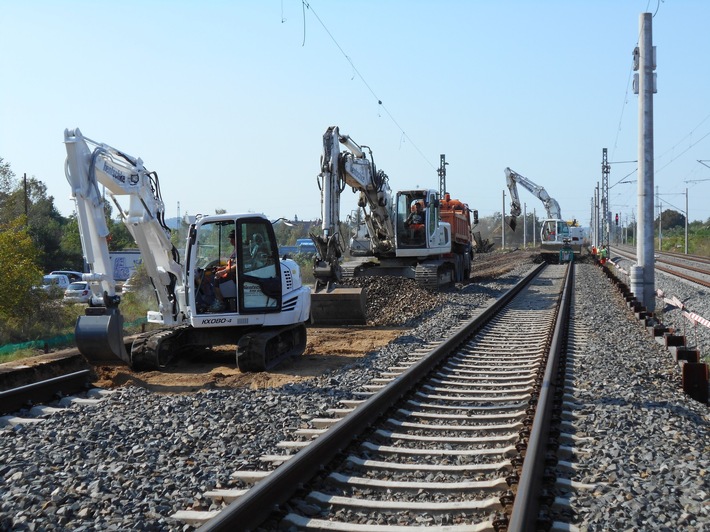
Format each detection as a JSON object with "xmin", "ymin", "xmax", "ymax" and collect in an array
[{"xmin": 301, "ymin": 1, "xmax": 437, "ymax": 171}]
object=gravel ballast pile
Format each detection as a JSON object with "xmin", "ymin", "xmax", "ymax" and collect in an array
[{"xmin": 341, "ymin": 276, "xmax": 448, "ymax": 326}]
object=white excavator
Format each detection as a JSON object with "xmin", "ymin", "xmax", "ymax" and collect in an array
[
  {"xmin": 309, "ymin": 126, "xmax": 474, "ymax": 324},
  {"xmin": 64, "ymin": 128, "xmax": 310, "ymax": 372},
  {"xmin": 504, "ymin": 167, "xmax": 579, "ymax": 255}
]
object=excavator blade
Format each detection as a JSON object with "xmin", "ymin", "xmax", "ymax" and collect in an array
[
  {"xmin": 74, "ymin": 307, "xmax": 132, "ymax": 365},
  {"xmin": 310, "ymin": 285, "xmax": 368, "ymax": 326}
]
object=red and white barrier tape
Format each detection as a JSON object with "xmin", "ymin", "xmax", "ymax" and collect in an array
[{"xmin": 682, "ymin": 311, "xmax": 710, "ymax": 330}]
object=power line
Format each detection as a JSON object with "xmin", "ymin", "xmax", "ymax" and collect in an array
[
  {"xmin": 300, "ymin": 1, "xmax": 436, "ymax": 171},
  {"xmin": 655, "ymin": 128, "xmax": 710, "ymax": 175},
  {"xmin": 611, "ymin": 60, "xmax": 635, "ymax": 160}
]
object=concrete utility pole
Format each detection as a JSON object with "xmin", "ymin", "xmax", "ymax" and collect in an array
[
  {"xmin": 592, "ymin": 181, "xmax": 602, "ymax": 249},
  {"xmin": 657, "ymin": 185, "xmax": 662, "ymax": 251},
  {"xmin": 523, "ymin": 203, "xmax": 527, "ymax": 248},
  {"xmin": 502, "ymin": 190, "xmax": 506, "ymax": 250},
  {"xmin": 533, "ymin": 208, "xmax": 537, "ymax": 247},
  {"xmin": 631, "ymin": 12, "xmax": 656, "ymax": 312},
  {"xmin": 23, "ymin": 173, "xmax": 29, "ymax": 217},
  {"xmin": 685, "ymin": 188, "xmax": 688, "ymax": 255}
]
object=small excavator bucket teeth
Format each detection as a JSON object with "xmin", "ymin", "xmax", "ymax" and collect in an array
[
  {"xmin": 74, "ymin": 308, "xmax": 131, "ymax": 365},
  {"xmin": 310, "ymin": 286, "xmax": 367, "ymax": 326}
]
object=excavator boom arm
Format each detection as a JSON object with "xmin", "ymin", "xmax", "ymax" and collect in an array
[
  {"xmin": 316, "ymin": 126, "xmax": 395, "ymax": 282},
  {"xmin": 64, "ymin": 128, "xmax": 184, "ymax": 324},
  {"xmin": 504, "ymin": 167, "xmax": 562, "ymax": 230}
]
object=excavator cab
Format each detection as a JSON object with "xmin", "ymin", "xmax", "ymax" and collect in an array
[
  {"xmin": 540, "ymin": 219, "xmax": 570, "ymax": 245},
  {"xmin": 191, "ymin": 218, "xmax": 281, "ymax": 315},
  {"xmin": 397, "ymin": 194, "xmax": 428, "ymax": 248}
]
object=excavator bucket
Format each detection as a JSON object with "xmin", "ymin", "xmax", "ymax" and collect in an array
[
  {"xmin": 507, "ymin": 216, "xmax": 517, "ymax": 231},
  {"xmin": 310, "ymin": 285, "xmax": 368, "ymax": 326},
  {"xmin": 74, "ymin": 307, "xmax": 132, "ymax": 365}
]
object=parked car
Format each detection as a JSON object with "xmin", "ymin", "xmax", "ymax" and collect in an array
[
  {"xmin": 63, "ymin": 281, "xmax": 92, "ymax": 304},
  {"xmin": 50, "ymin": 270, "xmax": 84, "ymax": 282},
  {"xmin": 40, "ymin": 274, "xmax": 70, "ymax": 297}
]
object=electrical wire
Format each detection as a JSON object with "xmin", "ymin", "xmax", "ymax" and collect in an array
[
  {"xmin": 300, "ymin": 1, "xmax": 436, "ymax": 171},
  {"xmin": 655, "ymin": 129, "xmax": 710, "ymax": 175},
  {"xmin": 654, "ymin": 113, "xmax": 710, "ymax": 164}
]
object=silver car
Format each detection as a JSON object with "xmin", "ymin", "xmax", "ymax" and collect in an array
[{"xmin": 63, "ymin": 281, "xmax": 92, "ymax": 304}]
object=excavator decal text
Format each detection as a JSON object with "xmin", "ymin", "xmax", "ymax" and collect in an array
[{"xmin": 101, "ymin": 161, "xmax": 132, "ymax": 185}]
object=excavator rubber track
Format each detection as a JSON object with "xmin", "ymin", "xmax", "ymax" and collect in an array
[
  {"xmin": 130, "ymin": 326, "xmax": 188, "ymax": 371},
  {"xmin": 236, "ymin": 323, "xmax": 307, "ymax": 372}
]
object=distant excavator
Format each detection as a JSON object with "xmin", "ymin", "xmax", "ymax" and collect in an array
[
  {"xmin": 505, "ymin": 167, "xmax": 584, "ymax": 254},
  {"xmin": 309, "ymin": 126, "xmax": 475, "ymax": 325}
]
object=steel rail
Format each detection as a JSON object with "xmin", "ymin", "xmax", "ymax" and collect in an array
[
  {"xmin": 611, "ymin": 247, "xmax": 710, "ymax": 289},
  {"xmin": 199, "ymin": 262, "xmax": 547, "ymax": 532},
  {"xmin": 0, "ymin": 369, "xmax": 92, "ymax": 415},
  {"xmin": 508, "ymin": 262, "xmax": 574, "ymax": 531},
  {"xmin": 661, "ymin": 250, "xmax": 710, "ymax": 265}
]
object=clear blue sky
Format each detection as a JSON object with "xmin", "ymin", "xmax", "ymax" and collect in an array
[{"xmin": 2, "ymin": 1, "xmax": 709, "ymax": 227}]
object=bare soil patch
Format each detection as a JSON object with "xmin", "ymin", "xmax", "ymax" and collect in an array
[{"xmin": 92, "ymin": 326, "xmax": 403, "ymax": 392}]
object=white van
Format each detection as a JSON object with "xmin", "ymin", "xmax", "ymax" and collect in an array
[
  {"xmin": 50, "ymin": 270, "xmax": 84, "ymax": 282},
  {"xmin": 41, "ymin": 274, "xmax": 70, "ymax": 296}
]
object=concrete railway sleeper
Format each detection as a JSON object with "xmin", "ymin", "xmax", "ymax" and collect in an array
[{"xmin": 181, "ymin": 263, "xmax": 575, "ymax": 531}]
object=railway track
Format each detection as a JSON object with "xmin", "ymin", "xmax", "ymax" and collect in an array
[
  {"xmin": 169, "ymin": 262, "xmax": 576, "ymax": 531},
  {"xmin": 3, "ymin": 257, "xmax": 708, "ymax": 531},
  {"xmin": 611, "ymin": 245, "xmax": 710, "ymax": 288},
  {"xmin": 0, "ymin": 370, "xmax": 93, "ymax": 416}
]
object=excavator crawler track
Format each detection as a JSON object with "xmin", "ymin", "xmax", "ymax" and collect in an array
[
  {"xmin": 414, "ymin": 262, "xmax": 441, "ymax": 290},
  {"xmin": 130, "ymin": 326, "xmax": 188, "ymax": 371},
  {"xmin": 236, "ymin": 323, "xmax": 307, "ymax": 372}
]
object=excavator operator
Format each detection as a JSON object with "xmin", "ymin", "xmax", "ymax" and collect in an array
[
  {"xmin": 406, "ymin": 202, "xmax": 424, "ymax": 225},
  {"xmin": 210, "ymin": 229, "xmax": 237, "ymax": 312},
  {"xmin": 405, "ymin": 201, "xmax": 425, "ymax": 242}
]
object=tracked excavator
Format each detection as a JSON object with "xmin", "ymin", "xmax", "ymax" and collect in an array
[
  {"xmin": 310, "ymin": 126, "xmax": 474, "ymax": 325},
  {"xmin": 64, "ymin": 128, "xmax": 310, "ymax": 372},
  {"xmin": 504, "ymin": 167, "xmax": 580, "ymax": 255}
]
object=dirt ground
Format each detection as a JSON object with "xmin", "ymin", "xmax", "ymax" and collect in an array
[{"xmin": 91, "ymin": 326, "xmax": 404, "ymax": 392}]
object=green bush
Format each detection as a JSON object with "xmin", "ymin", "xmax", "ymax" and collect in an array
[{"xmin": 0, "ymin": 291, "xmax": 81, "ymax": 345}]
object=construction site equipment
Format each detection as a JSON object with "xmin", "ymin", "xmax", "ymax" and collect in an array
[
  {"xmin": 64, "ymin": 128, "xmax": 310, "ymax": 372},
  {"xmin": 310, "ymin": 126, "xmax": 474, "ymax": 324},
  {"xmin": 505, "ymin": 167, "xmax": 582, "ymax": 255}
]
